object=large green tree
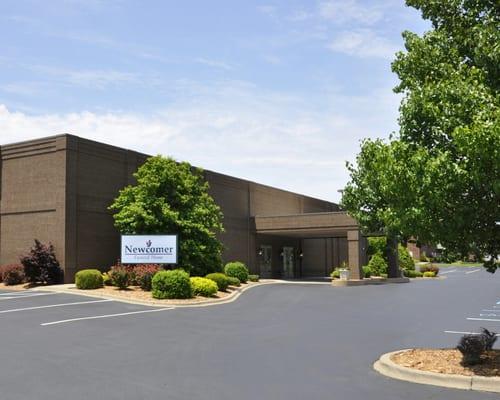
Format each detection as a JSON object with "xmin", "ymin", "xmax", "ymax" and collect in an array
[
  {"xmin": 109, "ymin": 156, "xmax": 224, "ymax": 276},
  {"xmin": 342, "ymin": 0, "xmax": 499, "ymax": 271}
]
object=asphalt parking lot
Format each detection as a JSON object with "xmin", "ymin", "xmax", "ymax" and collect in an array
[{"xmin": 0, "ymin": 265, "xmax": 499, "ymax": 400}]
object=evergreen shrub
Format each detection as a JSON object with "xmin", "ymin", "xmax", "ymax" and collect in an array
[
  {"xmin": 224, "ymin": 261, "xmax": 249, "ymax": 283},
  {"xmin": 205, "ymin": 273, "xmax": 230, "ymax": 291},
  {"xmin": 152, "ymin": 269, "xmax": 192, "ymax": 299},
  {"xmin": 75, "ymin": 269, "xmax": 103, "ymax": 289},
  {"xmin": 190, "ymin": 277, "xmax": 218, "ymax": 297}
]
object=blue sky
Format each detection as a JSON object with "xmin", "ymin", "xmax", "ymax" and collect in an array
[{"xmin": 0, "ymin": 0, "xmax": 429, "ymax": 202}]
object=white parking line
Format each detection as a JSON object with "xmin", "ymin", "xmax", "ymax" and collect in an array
[
  {"xmin": 41, "ymin": 307, "xmax": 173, "ymax": 326},
  {"xmin": 465, "ymin": 269, "xmax": 481, "ymax": 274},
  {"xmin": 0, "ymin": 293, "xmax": 57, "ymax": 300},
  {"xmin": 467, "ymin": 317, "xmax": 500, "ymax": 322},
  {"xmin": 440, "ymin": 269, "xmax": 457, "ymax": 274},
  {"xmin": 0, "ymin": 291, "xmax": 31, "ymax": 296},
  {"xmin": 445, "ymin": 330, "xmax": 500, "ymax": 336},
  {"xmin": 0, "ymin": 299, "xmax": 113, "ymax": 314}
]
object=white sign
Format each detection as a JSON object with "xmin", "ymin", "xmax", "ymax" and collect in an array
[{"xmin": 121, "ymin": 235, "xmax": 178, "ymax": 264}]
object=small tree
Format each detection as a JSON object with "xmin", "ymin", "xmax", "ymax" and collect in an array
[
  {"xmin": 109, "ymin": 156, "xmax": 224, "ymax": 276},
  {"xmin": 21, "ymin": 239, "xmax": 62, "ymax": 284}
]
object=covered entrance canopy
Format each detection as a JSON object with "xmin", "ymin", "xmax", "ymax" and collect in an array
[{"xmin": 253, "ymin": 211, "xmax": 367, "ymax": 279}]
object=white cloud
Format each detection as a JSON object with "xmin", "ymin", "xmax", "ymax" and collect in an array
[
  {"xmin": 194, "ymin": 58, "xmax": 233, "ymax": 71},
  {"xmin": 0, "ymin": 81, "xmax": 399, "ymax": 202},
  {"xmin": 319, "ymin": 0, "xmax": 383, "ymax": 25},
  {"xmin": 327, "ymin": 29, "xmax": 399, "ymax": 59},
  {"xmin": 28, "ymin": 65, "xmax": 141, "ymax": 89}
]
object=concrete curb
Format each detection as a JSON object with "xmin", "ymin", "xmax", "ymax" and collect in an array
[
  {"xmin": 373, "ymin": 349, "xmax": 500, "ymax": 393},
  {"xmin": 30, "ymin": 279, "xmax": 330, "ymax": 309},
  {"xmin": 331, "ymin": 277, "xmax": 409, "ymax": 287},
  {"xmin": 32, "ymin": 281, "xmax": 272, "ymax": 308}
]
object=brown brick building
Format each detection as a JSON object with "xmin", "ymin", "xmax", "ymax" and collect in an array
[{"xmin": 0, "ymin": 134, "xmax": 367, "ymax": 282}]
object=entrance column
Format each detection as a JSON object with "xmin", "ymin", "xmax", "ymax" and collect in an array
[{"xmin": 347, "ymin": 230, "xmax": 366, "ymax": 280}]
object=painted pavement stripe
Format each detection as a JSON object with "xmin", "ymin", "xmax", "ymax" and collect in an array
[
  {"xmin": 466, "ymin": 317, "xmax": 500, "ymax": 322},
  {"xmin": 0, "ymin": 293, "xmax": 57, "ymax": 300},
  {"xmin": 0, "ymin": 291, "xmax": 32, "ymax": 296},
  {"xmin": 41, "ymin": 307, "xmax": 174, "ymax": 326},
  {"xmin": 0, "ymin": 299, "xmax": 113, "ymax": 314},
  {"xmin": 440, "ymin": 269, "xmax": 457, "ymax": 274},
  {"xmin": 465, "ymin": 269, "xmax": 481, "ymax": 274},
  {"xmin": 445, "ymin": 330, "xmax": 500, "ymax": 336}
]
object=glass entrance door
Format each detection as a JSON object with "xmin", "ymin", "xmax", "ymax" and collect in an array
[
  {"xmin": 282, "ymin": 247, "xmax": 294, "ymax": 279},
  {"xmin": 259, "ymin": 245, "xmax": 272, "ymax": 278}
]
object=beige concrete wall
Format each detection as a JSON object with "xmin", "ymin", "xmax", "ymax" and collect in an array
[
  {"xmin": 1, "ymin": 134, "xmax": 341, "ymax": 280},
  {"xmin": 67, "ymin": 136, "xmax": 147, "ymax": 280},
  {"xmin": 0, "ymin": 136, "xmax": 66, "ymax": 269}
]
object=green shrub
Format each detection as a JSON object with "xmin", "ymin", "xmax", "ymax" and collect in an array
[
  {"xmin": 152, "ymin": 269, "xmax": 192, "ymax": 299},
  {"xmin": 423, "ymin": 271, "xmax": 436, "ymax": 278},
  {"xmin": 205, "ymin": 273, "xmax": 230, "ymax": 291},
  {"xmin": 1, "ymin": 264, "xmax": 25, "ymax": 285},
  {"xmin": 420, "ymin": 263, "xmax": 439, "ymax": 276},
  {"xmin": 434, "ymin": 249, "xmax": 462, "ymax": 264},
  {"xmin": 399, "ymin": 245, "xmax": 415, "ymax": 271},
  {"xmin": 330, "ymin": 269, "xmax": 340, "ymax": 279},
  {"xmin": 248, "ymin": 274, "xmax": 259, "ymax": 282},
  {"xmin": 368, "ymin": 254, "xmax": 387, "ymax": 276},
  {"xmin": 75, "ymin": 269, "xmax": 103, "ymax": 289},
  {"xmin": 109, "ymin": 265, "xmax": 130, "ymax": 289},
  {"xmin": 368, "ymin": 237, "xmax": 386, "ymax": 257},
  {"xmin": 224, "ymin": 261, "xmax": 249, "ymax": 283},
  {"xmin": 227, "ymin": 276, "xmax": 241, "ymax": 287},
  {"xmin": 190, "ymin": 277, "xmax": 218, "ymax": 297},
  {"xmin": 362, "ymin": 266, "xmax": 372, "ymax": 278},
  {"xmin": 404, "ymin": 269, "xmax": 423, "ymax": 278}
]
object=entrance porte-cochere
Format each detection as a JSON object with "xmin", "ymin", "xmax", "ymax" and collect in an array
[{"xmin": 253, "ymin": 211, "xmax": 367, "ymax": 279}]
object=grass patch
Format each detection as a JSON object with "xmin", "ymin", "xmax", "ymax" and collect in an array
[{"xmin": 435, "ymin": 261, "xmax": 483, "ymax": 267}]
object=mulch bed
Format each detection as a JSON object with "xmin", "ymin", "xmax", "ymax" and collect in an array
[{"xmin": 392, "ymin": 349, "xmax": 500, "ymax": 377}]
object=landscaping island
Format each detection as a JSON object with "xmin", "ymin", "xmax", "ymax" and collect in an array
[{"xmin": 375, "ymin": 348, "xmax": 500, "ymax": 393}]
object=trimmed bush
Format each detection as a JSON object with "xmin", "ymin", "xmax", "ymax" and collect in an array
[
  {"xmin": 152, "ymin": 269, "xmax": 192, "ymax": 299},
  {"xmin": 404, "ymin": 269, "xmax": 423, "ymax": 278},
  {"xmin": 423, "ymin": 271, "xmax": 436, "ymax": 277},
  {"xmin": 368, "ymin": 254, "xmax": 387, "ymax": 276},
  {"xmin": 227, "ymin": 276, "xmax": 241, "ymax": 287},
  {"xmin": 248, "ymin": 274, "xmax": 259, "ymax": 282},
  {"xmin": 75, "ymin": 269, "xmax": 103, "ymax": 289},
  {"xmin": 109, "ymin": 265, "xmax": 130, "ymax": 289},
  {"xmin": 190, "ymin": 277, "xmax": 218, "ymax": 297},
  {"xmin": 224, "ymin": 261, "xmax": 249, "ymax": 283},
  {"xmin": 21, "ymin": 239, "xmax": 63, "ymax": 284},
  {"xmin": 420, "ymin": 263, "xmax": 439, "ymax": 275},
  {"xmin": 205, "ymin": 273, "xmax": 230, "ymax": 291},
  {"xmin": 362, "ymin": 266, "xmax": 372, "ymax": 278},
  {"xmin": 1, "ymin": 264, "xmax": 25, "ymax": 285},
  {"xmin": 133, "ymin": 264, "xmax": 161, "ymax": 291},
  {"xmin": 330, "ymin": 269, "xmax": 340, "ymax": 279},
  {"xmin": 399, "ymin": 245, "xmax": 415, "ymax": 271}
]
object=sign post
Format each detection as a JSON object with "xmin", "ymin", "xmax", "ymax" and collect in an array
[{"xmin": 121, "ymin": 235, "xmax": 178, "ymax": 264}]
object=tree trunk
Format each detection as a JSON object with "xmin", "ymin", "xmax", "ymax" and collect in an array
[{"xmin": 386, "ymin": 235, "xmax": 399, "ymax": 278}]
